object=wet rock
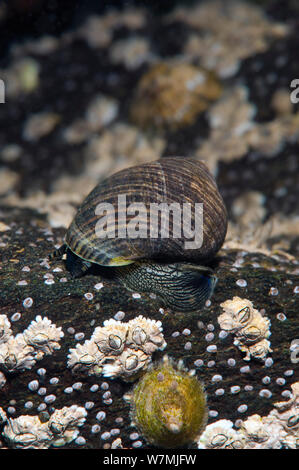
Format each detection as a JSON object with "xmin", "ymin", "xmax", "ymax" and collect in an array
[{"xmin": 0, "ymin": 206, "xmax": 298, "ymax": 448}]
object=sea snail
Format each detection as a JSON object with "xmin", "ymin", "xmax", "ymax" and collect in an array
[{"xmin": 51, "ymin": 157, "xmax": 227, "ymax": 312}]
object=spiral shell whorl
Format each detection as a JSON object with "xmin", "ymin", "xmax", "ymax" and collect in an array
[{"xmin": 66, "ymin": 157, "xmax": 227, "ymax": 267}]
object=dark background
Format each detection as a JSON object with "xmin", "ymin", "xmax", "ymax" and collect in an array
[
  {"xmin": 1, "ymin": 0, "xmax": 284, "ymax": 62},
  {"xmin": 1, "ymin": 0, "xmax": 196, "ymax": 61}
]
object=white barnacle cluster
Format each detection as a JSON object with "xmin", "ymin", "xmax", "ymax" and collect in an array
[
  {"xmin": 22, "ymin": 315, "xmax": 64, "ymax": 358},
  {"xmin": 198, "ymin": 381, "xmax": 299, "ymax": 449},
  {"xmin": 0, "ymin": 314, "xmax": 12, "ymax": 344},
  {"xmin": 67, "ymin": 316, "xmax": 166, "ymax": 381},
  {"xmin": 1, "ymin": 405, "xmax": 87, "ymax": 449},
  {"xmin": 218, "ymin": 297, "xmax": 272, "ymax": 361},
  {"xmin": 0, "ymin": 314, "xmax": 64, "ymax": 374},
  {"xmin": 198, "ymin": 419, "xmax": 246, "ymax": 449},
  {"xmin": 267, "ymin": 381, "xmax": 299, "ymax": 448},
  {"xmin": 0, "ymin": 407, "xmax": 7, "ymax": 425}
]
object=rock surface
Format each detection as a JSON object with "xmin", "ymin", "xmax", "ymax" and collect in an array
[{"xmin": 0, "ymin": 206, "xmax": 298, "ymax": 448}]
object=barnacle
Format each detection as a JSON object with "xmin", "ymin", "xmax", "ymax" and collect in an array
[
  {"xmin": 218, "ymin": 297, "xmax": 272, "ymax": 361},
  {"xmin": 126, "ymin": 316, "xmax": 166, "ymax": 354},
  {"xmin": 0, "ymin": 315, "xmax": 64, "ymax": 373},
  {"xmin": 22, "ymin": 315, "xmax": 64, "ymax": 355},
  {"xmin": 91, "ymin": 319, "xmax": 128, "ymax": 355},
  {"xmin": 67, "ymin": 340, "xmax": 104, "ymax": 375},
  {"xmin": 198, "ymin": 381, "xmax": 299, "ymax": 449},
  {"xmin": 2, "ymin": 405, "xmax": 87, "ymax": 449},
  {"xmin": 0, "ymin": 314, "xmax": 12, "ymax": 344},
  {"xmin": 0, "ymin": 335, "xmax": 36, "ymax": 372},
  {"xmin": 236, "ymin": 338, "xmax": 272, "ymax": 362},
  {"xmin": 3, "ymin": 415, "xmax": 52, "ymax": 448},
  {"xmin": 0, "ymin": 407, "xmax": 7, "ymax": 424},
  {"xmin": 67, "ymin": 316, "xmax": 167, "ymax": 381},
  {"xmin": 48, "ymin": 405, "xmax": 87, "ymax": 447},
  {"xmin": 198, "ymin": 419, "xmax": 245, "ymax": 449},
  {"xmin": 269, "ymin": 382, "xmax": 299, "ymax": 448},
  {"xmin": 218, "ymin": 297, "xmax": 254, "ymax": 331},
  {"xmin": 239, "ymin": 414, "xmax": 286, "ymax": 449},
  {"xmin": 101, "ymin": 348, "xmax": 150, "ymax": 381}
]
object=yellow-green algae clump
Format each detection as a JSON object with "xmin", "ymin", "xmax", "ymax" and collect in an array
[{"xmin": 129, "ymin": 355, "xmax": 208, "ymax": 448}]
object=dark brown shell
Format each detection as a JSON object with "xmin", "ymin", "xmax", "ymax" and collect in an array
[{"xmin": 65, "ymin": 157, "xmax": 227, "ymax": 266}]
